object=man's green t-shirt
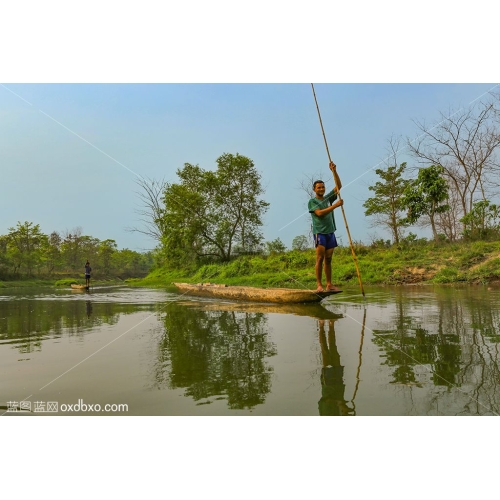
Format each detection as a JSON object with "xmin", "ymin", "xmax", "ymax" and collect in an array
[{"xmin": 308, "ymin": 189, "xmax": 338, "ymax": 234}]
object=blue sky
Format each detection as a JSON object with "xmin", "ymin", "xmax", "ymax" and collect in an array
[{"xmin": 1, "ymin": 83, "xmax": 497, "ymax": 251}]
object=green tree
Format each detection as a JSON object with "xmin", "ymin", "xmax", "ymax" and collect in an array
[
  {"xmin": 292, "ymin": 235, "xmax": 309, "ymax": 251},
  {"xmin": 98, "ymin": 239, "xmax": 117, "ymax": 275},
  {"xmin": 265, "ymin": 238, "xmax": 286, "ymax": 254},
  {"xmin": 0, "ymin": 235, "xmax": 11, "ymax": 278},
  {"xmin": 363, "ymin": 163, "xmax": 410, "ymax": 246},
  {"xmin": 160, "ymin": 153, "xmax": 269, "ymax": 265},
  {"xmin": 61, "ymin": 229, "xmax": 99, "ymax": 273},
  {"xmin": 6, "ymin": 221, "xmax": 47, "ymax": 276},
  {"xmin": 60, "ymin": 228, "xmax": 84, "ymax": 271},
  {"xmin": 402, "ymin": 165, "xmax": 450, "ymax": 242},
  {"xmin": 460, "ymin": 200, "xmax": 500, "ymax": 240},
  {"xmin": 42, "ymin": 231, "xmax": 63, "ymax": 275}
]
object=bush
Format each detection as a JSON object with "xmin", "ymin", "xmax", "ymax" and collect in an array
[
  {"xmin": 221, "ymin": 258, "xmax": 252, "ymax": 278},
  {"xmin": 55, "ymin": 278, "xmax": 79, "ymax": 286},
  {"xmin": 285, "ymin": 251, "xmax": 310, "ymax": 268},
  {"xmin": 194, "ymin": 264, "xmax": 222, "ymax": 280},
  {"xmin": 432, "ymin": 268, "xmax": 463, "ymax": 283}
]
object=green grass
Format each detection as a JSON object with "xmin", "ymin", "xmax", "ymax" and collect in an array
[
  {"xmin": 5, "ymin": 241, "xmax": 500, "ymax": 290},
  {"xmin": 130, "ymin": 241, "xmax": 500, "ymax": 289}
]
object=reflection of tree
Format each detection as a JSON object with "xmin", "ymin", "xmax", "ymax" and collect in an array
[
  {"xmin": 0, "ymin": 298, "xmax": 145, "ymax": 353},
  {"xmin": 372, "ymin": 293, "xmax": 462, "ymax": 387},
  {"xmin": 317, "ymin": 319, "xmax": 354, "ymax": 416},
  {"xmin": 371, "ymin": 287, "xmax": 500, "ymax": 415},
  {"xmin": 155, "ymin": 303, "xmax": 277, "ymax": 410},
  {"xmin": 439, "ymin": 287, "xmax": 500, "ymax": 415}
]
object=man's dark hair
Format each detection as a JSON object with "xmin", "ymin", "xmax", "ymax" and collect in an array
[{"xmin": 313, "ymin": 180, "xmax": 324, "ymax": 189}]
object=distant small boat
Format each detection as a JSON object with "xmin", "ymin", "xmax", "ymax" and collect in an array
[
  {"xmin": 173, "ymin": 282, "xmax": 342, "ymax": 304},
  {"xmin": 71, "ymin": 284, "xmax": 89, "ymax": 290}
]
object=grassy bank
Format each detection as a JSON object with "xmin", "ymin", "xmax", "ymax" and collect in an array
[{"xmin": 127, "ymin": 240, "xmax": 500, "ymax": 289}]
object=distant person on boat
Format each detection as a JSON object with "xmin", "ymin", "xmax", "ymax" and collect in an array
[
  {"xmin": 85, "ymin": 261, "xmax": 92, "ymax": 288},
  {"xmin": 308, "ymin": 161, "xmax": 343, "ymax": 293}
]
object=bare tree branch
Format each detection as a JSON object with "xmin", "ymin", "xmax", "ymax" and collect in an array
[
  {"xmin": 407, "ymin": 97, "xmax": 500, "ymax": 238},
  {"xmin": 126, "ymin": 177, "xmax": 167, "ymax": 242}
]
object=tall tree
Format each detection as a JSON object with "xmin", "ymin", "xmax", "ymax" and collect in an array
[
  {"xmin": 6, "ymin": 221, "xmax": 47, "ymax": 276},
  {"xmin": 292, "ymin": 235, "xmax": 309, "ymax": 251},
  {"xmin": 41, "ymin": 231, "xmax": 63, "ymax": 275},
  {"xmin": 0, "ymin": 235, "xmax": 11, "ymax": 278},
  {"xmin": 128, "ymin": 177, "xmax": 168, "ymax": 244},
  {"xmin": 363, "ymin": 163, "xmax": 410, "ymax": 246},
  {"xmin": 98, "ymin": 239, "xmax": 118, "ymax": 275},
  {"xmin": 160, "ymin": 153, "xmax": 269, "ymax": 265},
  {"xmin": 60, "ymin": 228, "xmax": 84, "ymax": 271},
  {"xmin": 407, "ymin": 97, "xmax": 500, "ymax": 230},
  {"xmin": 402, "ymin": 165, "xmax": 450, "ymax": 242}
]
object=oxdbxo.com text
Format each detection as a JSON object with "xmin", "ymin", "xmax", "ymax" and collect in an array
[{"xmin": 60, "ymin": 399, "xmax": 128, "ymax": 413}]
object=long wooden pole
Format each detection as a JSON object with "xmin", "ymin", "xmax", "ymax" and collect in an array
[{"xmin": 311, "ymin": 83, "xmax": 365, "ymax": 298}]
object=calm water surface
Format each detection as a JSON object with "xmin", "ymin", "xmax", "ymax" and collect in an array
[{"xmin": 1, "ymin": 284, "xmax": 499, "ymax": 416}]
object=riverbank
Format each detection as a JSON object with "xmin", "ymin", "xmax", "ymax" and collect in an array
[{"xmin": 127, "ymin": 240, "xmax": 500, "ymax": 288}]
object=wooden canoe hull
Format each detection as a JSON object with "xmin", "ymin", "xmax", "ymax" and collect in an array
[
  {"xmin": 71, "ymin": 284, "xmax": 89, "ymax": 290},
  {"xmin": 172, "ymin": 283, "xmax": 341, "ymax": 304}
]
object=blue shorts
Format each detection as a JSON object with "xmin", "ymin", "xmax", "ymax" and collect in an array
[{"xmin": 314, "ymin": 233, "xmax": 338, "ymax": 250}]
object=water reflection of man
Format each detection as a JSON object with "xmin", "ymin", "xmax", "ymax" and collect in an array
[
  {"xmin": 318, "ymin": 319, "xmax": 354, "ymax": 416},
  {"xmin": 86, "ymin": 301, "xmax": 92, "ymax": 318}
]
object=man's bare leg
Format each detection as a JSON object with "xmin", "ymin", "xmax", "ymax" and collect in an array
[
  {"xmin": 324, "ymin": 248, "xmax": 340, "ymax": 291},
  {"xmin": 315, "ymin": 245, "xmax": 326, "ymax": 292},
  {"xmin": 325, "ymin": 248, "xmax": 341, "ymax": 291}
]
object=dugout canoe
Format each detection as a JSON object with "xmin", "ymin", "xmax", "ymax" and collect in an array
[
  {"xmin": 71, "ymin": 284, "xmax": 89, "ymax": 290},
  {"xmin": 172, "ymin": 282, "xmax": 342, "ymax": 304}
]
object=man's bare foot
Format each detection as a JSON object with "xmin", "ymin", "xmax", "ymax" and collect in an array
[
  {"xmin": 326, "ymin": 285, "xmax": 341, "ymax": 292},
  {"xmin": 315, "ymin": 285, "xmax": 325, "ymax": 292}
]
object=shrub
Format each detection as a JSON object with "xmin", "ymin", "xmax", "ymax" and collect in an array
[
  {"xmin": 432, "ymin": 268, "xmax": 463, "ymax": 283},
  {"xmin": 55, "ymin": 278, "xmax": 79, "ymax": 286},
  {"xmin": 195, "ymin": 264, "xmax": 222, "ymax": 280}
]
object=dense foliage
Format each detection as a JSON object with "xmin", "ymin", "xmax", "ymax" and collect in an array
[
  {"xmin": 158, "ymin": 153, "xmax": 269, "ymax": 267},
  {"xmin": 0, "ymin": 221, "xmax": 153, "ymax": 281},
  {"xmin": 401, "ymin": 165, "xmax": 450, "ymax": 242}
]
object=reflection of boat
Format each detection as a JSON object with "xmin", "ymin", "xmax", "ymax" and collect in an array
[
  {"xmin": 176, "ymin": 299, "xmax": 343, "ymax": 319},
  {"xmin": 173, "ymin": 283, "xmax": 341, "ymax": 304},
  {"xmin": 71, "ymin": 284, "xmax": 89, "ymax": 291}
]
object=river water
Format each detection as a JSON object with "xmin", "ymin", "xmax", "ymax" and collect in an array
[{"xmin": 1, "ymin": 284, "xmax": 499, "ymax": 416}]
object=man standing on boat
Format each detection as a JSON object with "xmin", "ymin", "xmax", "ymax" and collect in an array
[
  {"xmin": 308, "ymin": 161, "xmax": 343, "ymax": 293},
  {"xmin": 85, "ymin": 261, "xmax": 92, "ymax": 288}
]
